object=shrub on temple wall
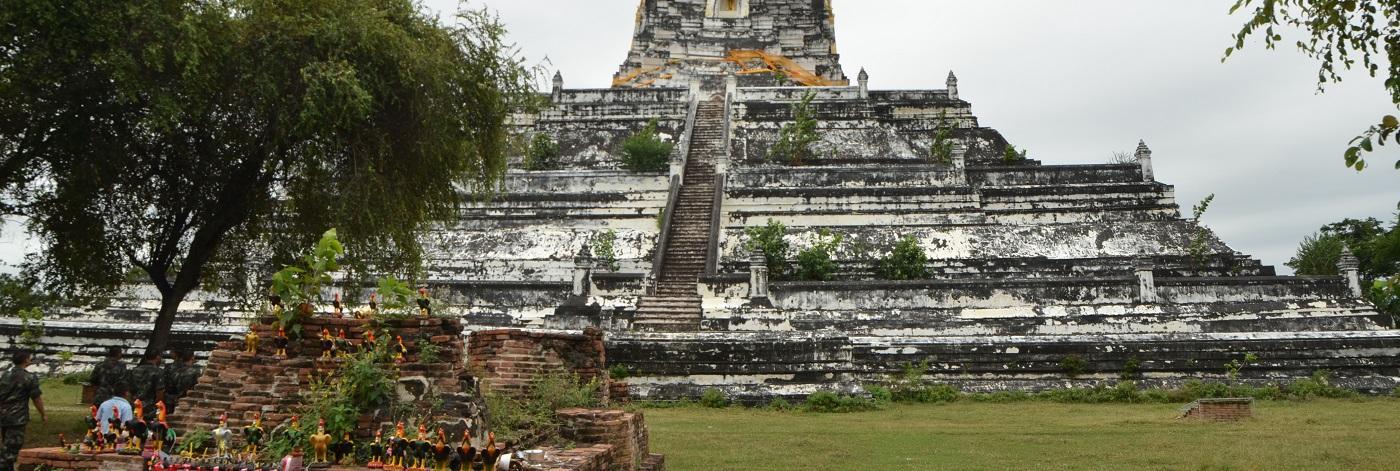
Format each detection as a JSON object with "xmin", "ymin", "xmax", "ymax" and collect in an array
[
  {"xmin": 525, "ymin": 132, "xmax": 560, "ymax": 170},
  {"xmin": 767, "ymin": 92, "xmax": 819, "ymax": 165},
  {"xmin": 877, "ymin": 236, "xmax": 930, "ymax": 281},
  {"xmin": 745, "ymin": 219, "xmax": 790, "ymax": 277},
  {"xmin": 795, "ymin": 230, "xmax": 842, "ymax": 281},
  {"xmin": 621, "ymin": 119, "xmax": 674, "ymax": 173}
]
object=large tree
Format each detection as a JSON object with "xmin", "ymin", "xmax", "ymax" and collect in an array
[
  {"xmin": 1226, "ymin": 0, "xmax": 1400, "ymax": 172},
  {"xmin": 0, "ymin": 0, "xmax": 535, "ymax": 356}
]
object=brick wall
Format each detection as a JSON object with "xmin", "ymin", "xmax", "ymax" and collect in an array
[
  {"xmin": 18, "ymin": 448, "xmax": 144, "ymax": 471},
  {"xmin": 467, "ymin": 328, "xmax": 607, "ymax": 398},
  {"xmin": 1181, "ymin": 398, "xmax": 1253, "ymax": 421}
]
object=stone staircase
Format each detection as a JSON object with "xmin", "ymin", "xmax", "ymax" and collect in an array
[{"xmin": 635, "ymin": 97, "xmax": 725, "ymax": 331}]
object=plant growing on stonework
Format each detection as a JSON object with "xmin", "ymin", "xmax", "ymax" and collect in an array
[
  {"xmin": 178, "ymin": 428, "xmax": 213, "ymax": 455},
  {"xmin": 525, "ymin": 132, "xmax": 560, "ymax": 170},
  {"xmin": 1225, "ymin": 353, "xmax": 1259, "ymax": 381},
  {"xmin": 17, "ymin": 307, "xmax": 44, "ymax": 350},
  {"xmin": 417, "ymin": 336, "xmax": 442, "ymax": 364},
  {"xmin": 592, "ymin": 229, "xmax": 620, "ymax": 272},
  {"xmin": 1002, "ymin": 144, "xmax": 1028, "ymax": 163},
  {"xmin": 928, "ymin": 113, "xmax": 956, "ymax": 165},
  {"xmin": 699, "ymin": 388, "xmax": 729, "ymax": 408},
  {"xmin": 655, "ymin": 208, "xmax": 667, "ymax": 231},
  {"xmin": 1060, "ymin": 355, "xmax": 1088, "ymax": 378},
  {"xmin": 270, "ymin": 229, "xmax": 345, "ymax": 336},
  {"xmin": 1110, "ymin": 150, "xmax": 1136, "ymax": 165},
  {"xmin": 1189, "ymin": 194, "xmax": 1217, "ymax": 270},
  {"xmin": 1120, "ymin": 356, "xmax": 1143, "ymax": 380},
  {"xmin": 484, "ymin": 371, "xmax": 602, "ymax": 445},
  {"xmin": 746, "ymin": 219, "xmax": 791, "ymax": 277},
  {"xmin": 877, "ymin": 236, "xmax": 930, "ymax": 281},
  {"xmin": 621, "ymin": 119, "xmax": 674, "ymax": 173},
  {"xmin": 795, "ymin": 230, "xmax": 843, "ymax": 282},
  {"xmin": 1369, "ymin": 277, "xmax": 1400, "ymax": 327},
  {"xmin": 608, "ymin": 364, "xmax": 631, "ymax": 381},
  {"xmin": 768, "ymin": 91, "xmax": 820, "ymax": 165}
]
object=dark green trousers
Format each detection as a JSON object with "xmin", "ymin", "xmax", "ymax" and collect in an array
[{"xmin": 0, "ymin": 424, "xmax": 25, "ymax": 471}]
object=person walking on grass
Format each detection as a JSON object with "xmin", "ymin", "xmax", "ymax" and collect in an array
[
  {"xmin": 0, "ymin": 350, "xmax": 47, "ymax": 471},
  {"xmin": 89, "ymin": 346, "xmax": 128, "ymax": 407}
]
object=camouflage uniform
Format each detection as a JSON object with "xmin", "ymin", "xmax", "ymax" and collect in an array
[
  {"xmin": 127, "ymin": 364, "xmax": 165, "ymax": 421},
  {"xmin": 89, "ymin": 359, "xmax": 128, "ymax": 406},
  {"xmin": 0, "ymin": 365, "xmax": 42, "ymax": 471},
  {"xmin": 162, "ymin": 362, "xmax": 201, "ymax": 416}
]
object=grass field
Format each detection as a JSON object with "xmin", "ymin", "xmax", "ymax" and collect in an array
[
  {"xmin": 22, "ymin": 381, "xmax": 1400, "ymax": 470},
  {"xmin": 644, "ymin": 400, "xmax": 1400, "ymax": 471}
]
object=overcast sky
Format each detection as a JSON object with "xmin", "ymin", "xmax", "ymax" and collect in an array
[
  {"xmin": 414, "ymin": 0, "xmax": 1399, "ymax": 273},
  {"xmin": 3, "ymin": 0, "xmax": 1395, "ymax": 274}
]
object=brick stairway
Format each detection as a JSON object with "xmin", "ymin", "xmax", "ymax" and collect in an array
[{"xmin": 634, "ymin": 97, "xmax": 725, "ymax": 331}]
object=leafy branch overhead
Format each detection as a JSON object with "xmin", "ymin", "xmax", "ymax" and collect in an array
[{"xmin": 1225, "ymin": 0, "xmax": 1400, "ymax": 172}]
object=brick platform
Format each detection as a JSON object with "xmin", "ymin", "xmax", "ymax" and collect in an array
[
  {"xmin": 467, "ymin": 328, "xmax": 607, "ymax": 399},
  {"xmin": 1180, "ymin": 398, "xmax": 1253, "ymax": 421},
  {"xmin": 17, "ymin": 448, "xmax": 144, "ymax": 471}
]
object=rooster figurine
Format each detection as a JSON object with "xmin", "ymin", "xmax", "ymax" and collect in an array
[
  {"xmin": 479, "ymin": 432, "xmax": 504, "ymax": 471},
  {"xmin": 451, "ymin": 430, "xmax": 475, "ymax": 471},
  {"xmin": 319, "ymin": 328, "xmax": 335, "ymax": 359},
  {"xmin": 367, "ymin": 429, "xmax": 385, "ymax": 469},
  {"xmin": 212, "ymin": 413, "xmax": 234, "ymax": 458},
  {"xmin": 332, "ymin": 292, "xmax": 344, "ymax": 318},
  {"xmin": 431, "ymin": 430, "xmax": 451, "ymax": 471},
  {"xmin": 274, "ymin": 327, "xmax": 289, "ymax": 357},
  {"xmin": 243, "ymin": 413, "xmax": 265, "ymax": 457},
  {"xmin": 124, "ymin": 400, "xmax": 148, "ymax": 452}
]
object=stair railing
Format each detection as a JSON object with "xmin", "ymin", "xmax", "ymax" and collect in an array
[
  {"xmin": 704, "ymin": 89, "xmax": 734, "ymax": 277},
  {"xmin": 648, "ymin": 91, "xmax": 702, "ymax": 295}
]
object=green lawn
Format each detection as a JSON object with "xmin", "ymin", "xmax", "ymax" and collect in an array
[
  {"xmin": 644, "ymin": 400, "xmax": 1400, "ymax": 471},
  {"xmin": 22, "ymin": 379, "xmax": 88, "ymax": 448}
]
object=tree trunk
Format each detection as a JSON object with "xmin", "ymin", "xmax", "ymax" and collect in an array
[{"xmin": 145, "ymin": 290, "xmax": 188, "ymax": 359}]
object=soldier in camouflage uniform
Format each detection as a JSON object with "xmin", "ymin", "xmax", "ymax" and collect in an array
[
  {"xmin": 162, "ymin": 350, "xmax": 201, "ymax": 417},
  {"xmin": 0, "ymin": 351, "xmax": 46, "ymax": 471},
  {"xmin": 88, "ymin": 346, "xmax": 128, "ymax": 407},
  {"xmin": 127, "ymin": 353, "xmax": 165, "ymax": 422}
]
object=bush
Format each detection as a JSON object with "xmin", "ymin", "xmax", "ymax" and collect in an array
[
  {"xmin": 865, "ymin": 385, "xmax": 893, "ymax": 403},
  {"xmin": 1060, "ymin": 355, "xmax": 1088, "ymax": 378},
  {"xmin": 608, "ymin": 364, "xmax": 630, "ymax": 381},
  {"xmin": 1002, "ymin": 144, "xmax": 1028, "ymax": 163},
  {"xmin": 591, "ymin": 229, "xmax": 619, "ymax": 272},
  {"xmin": 803, "ymin": 391, "xmax": 882, "ymax": 413},
  {"xmin": 767, "ymin": 92, "xmax": 819, "ymax": 165},
  {"xmin": 621, "ymin": 119, "xmax": 673, "ymax": 173},
  {"xmin": 699, "ymin": 388, "xmax": 728, "ymax": 408},
  {"xmin": 795, "ymin": 230, "xmax": 842, "ymax": 281},
  {"xmin": 928, "ymin": 114, "xmax": 955, "ymax": 165},
  {"xmin": 877, "ymin": 236, "xmax": 929, "ymax": 280},
  {"xmin": 62, "ymin": 369, "xmax": 92, "ymax": 385},
  {"xmin": 766, "ymin": 397, "xmax": 795, "ymax": 411},
  {"xmin": 525, "ymin": 133, "xmax": 560, "ymax": 170},
  {"xmin": 486, "ymin": 371, "xmax": 602, "ymax": 445},
  {"xmin": 746, "ymin": 219, "xmax": 790, "ymax": 277},
  {"xmin": 1120, "ymin": 356, "xmax": 1142, "ymax": 381}
]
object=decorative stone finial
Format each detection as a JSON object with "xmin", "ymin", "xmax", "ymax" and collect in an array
[
  {"xmin": 946, "ymin": 70, "xmax": 959, "ymax": 100},
  {"xmin": 1338, "ymin": 243, "xmax": 1362, "ymax": 297},
  {"xmin": 1135, "ymin": 139, "xmax": 1155, "ymax": 182},
  {"xmin": 551, "ymin": 71, "xmax": 564, "ymax": 102},
  {"xmin": 857, "ymin": 68, "xmax": 869, "ymax": 99},
  {"xmin": 1134, "ymin": 257, "xmax": 1157, "ymax": 304}
]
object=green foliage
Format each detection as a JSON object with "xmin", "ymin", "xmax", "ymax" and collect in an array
[
  {"xmin": 0, "ymin": 0, "xmax": 537, "ymax": 357},
  {"xmin": 1120, "ymin": 356, "xmax": 1143, "ymax": 381},
  {"xmin": 928, "ymin": 114, "xmax": 955, "ymax": 165},
  {"xmin": 17, "ymin": 307, "xmax": 43, "ymax": 350},
  {"xmin": 592, "ymin": 230, "xmax": 620, "ymax": 272},
  {"xmin": 745, "ymin": 219, "xmax": 790, "ymax": 277},
  {"xmin": 62, "ymin": 369, "xmax": 92, "ymax": 386},
  {"xmin": 655, "ymin": 208, "xmax": 666, "ymax": 231},
  {"xmin": 1060, "ymin": 355, "xmax": 1088, "ymax": 378},
  {"xmin": 1225, "ymin": 353, "xmax": 1259, "ymax": 381},
  {"xmin": 699, "ymin": 388, "xmax": 729, "ymax": 408},
  {"xmin": 621, "ymin": 119, "xmax": 674, "ymax": 173},
  {"xmin": 417, "ymin": 337, "xmax": 441, "ymax": 364},
  {"xmin": 270, "ymin": 229, "xmax": 344, "ymax": 336},
  {"xmin": 1369, "ymin": 277, "xmax": 1400, "ymax": 326},
  {"xmin": 795, "ymin": 230, "xmax": 842, "ymax": 282},
  {"xmin": 1225, "ymin": 1, "xmax": 1400, "ymax": 174},
  {"xmin": 1002, "ymin": 144, "xmax": 1028, "ymax": 163},
  {"xmin": 1189, "ymin": 194, "xmax": 1217, "ymax": 269},
  {"xmin": 865, "ymin": 385, "xmax": 893, "ymax": 403},
  {"xmin": 525, "ymin": 133, "xmax": 560, "ymax": 170},
  {"xmin": 803, "ymin": 391, "xmax": 882, "ymax": 413},
  {"xmin": 608, "ymin": 364, "xmax": 631, "ymax": 381},
  {"xmin": 0, "ymin": 273, "xmax": 54, "ymax": 316},
  {"xmin": 178, "ymin": 428, "xmax": 213, "ymax": 455},
  {"xmin": 768, "ymin": 92, "xmax": 820, "ymax": 165},
  {"xmin": 765, "ymin": 397, "xmax": 795, "ymax": 411},
  {"xmin": 772, "ymin": 70, "xmax": 790, "ymax": 86},
  {"xmin": 1287, "ymin": 233, "xmax": 1345, "ymax": 275},
  {"xmin": 885, "ymin": 361, "xmax": 959, "ymax": 404},
  {"xmin": 877, "ymin": 236, "xmax": 930, "ymax": 280},
  {"xmin": 485, "ymin": 371, "xmax": 602, "ymax": 445},
  {"xmin": 374, "ymin": 276, "xmax": 417, "ymax": 318}
]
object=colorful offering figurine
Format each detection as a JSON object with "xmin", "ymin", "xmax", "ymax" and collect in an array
[
  {"xmin": 270, "ymin": 293, "xmax": 284, "ymax": 317},
  {"xmin": 357, "ymin": 293, "xmax": 378, "ymax": 319},
  {"xmin": 149, "ymin": 401, "xmax": 173, "ymax": 454},
  {"xmin": 333, "ymin": 431, "xmax": 355, "ymax": 465},
  {"xmin": 416, "ymin": 288, "xmax": 431, "ymax": 317},
  {"xmin": 243, "ymin": 413, "xmax": 265, "ymax": 456},
  {"xmin": 274, "ymin": 327, "xmax": 289, "ymax": 357},
  {"xmin": 309, "ymin": 419, "xmax": 332, "ymax": 464},
  {"xmin": 393, "ymin": 336, "xmax": 408, "ymax": 363},
  {"xmin": 367, "ymin": 429, "xmax": 385, "ymax": 469},
  {"xmin": 364, "ymin": 330, "xmax": 377, "ymax": 351},
  {"xmin": 388, "ymin": 422, "xmax": 409, "ymax": 469},
  {"xmin": 319, "ymin": 328, "xmax": 334, "ymax": 359},
  {"xmin": 431, "ymin": 430, "xmax": 451, "ymax": 471},
  {"xmin": 245, "ymin": 324, "xmax": 260, "ymax": 355},
  {"xmin": 104, "ymin": 405, "xmax": 121, "ymax": 450},
  {"xmin": 452, "ymin": 430, "xmax": 475, "ymax": 471},
  {"xmin": 124, "ymin": 400, "xmax": 148, "ymax": 452},
  {"xmin": 479, "ymin": 432, "xmax": 503, "ymax": 471},
  {"xmin": 212, "ymin": 413, "xmax": 235, "ymax": 458},
  {"xmin": 335, "ymin": 329, "xmax": 350, "ymax": 358},
  {"xmin": 410, "ymin": 424, "xmax": 430, "ymax": 470},
  {"xmin": 332, "ymin": 293, "xmax": 344, "ymax": 318}
]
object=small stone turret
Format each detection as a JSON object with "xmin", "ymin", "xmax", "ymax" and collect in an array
[
  {"xmin": 857, "ymin": 68, "xmax": 869, "ymax": 99},
  {"xmin": 947, "ymin": 70, "xmax": 959, "ymax": 100},
  {"xmin": 1338, "ymin": 244, "xmax": 1362, "ymax": 297},
  {"xmin": 552, "ymin": 71, "xmax": 564, "ymax": 103},
  {"xmin": 1136, "ymin": 140, "xmax": 1154, "ymax": 182},
  {"xmin": 572, "ymin": 243, "xmax": 592, "ymax": 296},
  {"xmin": 1135, "ymin": 258, "xmax": 1158, "ymax": 304}
]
